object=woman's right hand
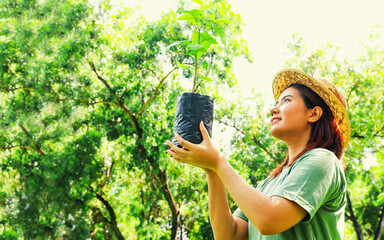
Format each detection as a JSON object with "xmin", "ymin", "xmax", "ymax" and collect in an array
[{"xmin": 166, "ymin": 121, "xmax": 226, "ymax": 173}]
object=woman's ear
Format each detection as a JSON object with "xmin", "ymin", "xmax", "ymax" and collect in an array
[{"xmin": 308, "ymin": 106, "xmax": 323, "ymax": 123}]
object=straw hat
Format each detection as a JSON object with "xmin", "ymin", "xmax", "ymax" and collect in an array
[{"xmin": 272, "ymin": 69, "xmax": 351, "ymax": 148}]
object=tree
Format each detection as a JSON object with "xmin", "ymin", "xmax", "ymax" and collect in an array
[{"xmin": 0, "ymin": 0, "xmax": 250, "ymax": 238}]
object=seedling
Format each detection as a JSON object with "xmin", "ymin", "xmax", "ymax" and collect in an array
[{"xmin": 166, "ymin": 0, "xmax": 227, "ymax": 93}]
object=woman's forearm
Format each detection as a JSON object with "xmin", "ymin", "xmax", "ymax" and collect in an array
[
  {"xmin": 215, "ymin": 161, "xmax": 272, "ymax": 231},
  {"xmin": 207, "ymin": 171, "xmax": 235, "ymax": 238},
  {"xmin": 206, "ymin": 171, "xmax": 246, "ymax": 240},
  {"xmin": 215, "ymin": 159, "xmax": 306, "ymax": 235}
]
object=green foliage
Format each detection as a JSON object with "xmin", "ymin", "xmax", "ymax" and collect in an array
[
  {"xmin": 167, "ymin": 0, "xmax": 247, "ymax": 94},
  {"xmin": 0, "ymin": 0, "xmax": 249, "ymax": 239}
]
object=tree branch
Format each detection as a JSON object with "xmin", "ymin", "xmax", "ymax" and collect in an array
[
  {"xmin": 89, "ymin": 62, "xmax": 142, "ymax": 138},
  {"xmin": 374, "ymin": 203, "xmax": 384, "ymax": 240},
  {"xmin": 136, "ymin": 66, "xmax": 178, "ymax": 117},
  {"xmin": 95, "ymin": 207, "xmax": 110, "ymax": 225},
  {"xmin": 346, "ymin": 191, "xmax": 364, "ymax": 240},
  {"xmin": 94, "ymin": 193, "xmax": 124, "ymax": 240},
  {"xmin": 89, "ymin": 101, "xmax": 120, "ymax": 108},
  {"xmin": 217, "ymin": 119, "xmax": 279, "ymax": 163},
  {"xmin": 137, "ymin": 144, "xmax": 179, "ymax": 240},
  {"xmin": 19, "ymin": 124, "xmax": 45, "ymax": 157},
  {"xmin": 89, "ymin": 184, "xmax": 125, "ymax": 240},
  {"xmin": 0, "ymin": 86, "xmax": 34, "ymax": 93},
  {"xmin": 143, "ymin": 66, "xmax": 161, "ymax": 81},
  {"xmin": 345, "ymin": 212, "xmax": 352, "ymax": 221},
  {"xmin": 0, "ymin": 145, "xmax": 37, "ymax": 152},
  {"xmin": 352, "ymin": 125, "xmax": 384, "ymax": 139},
  {"xmin": 89, "ymin": 62, "xmax": 115, "ymax": 93}
]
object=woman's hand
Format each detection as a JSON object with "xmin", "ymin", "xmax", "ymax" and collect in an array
[{"xmin": 166, "ymin": 121, "xmax": 225, "ymax": 172}]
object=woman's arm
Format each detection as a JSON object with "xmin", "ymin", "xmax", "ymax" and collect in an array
[
  {"xmin": 166, "ymin": 122, "xmax": 307, "ymax": 235},
  {"xmin": 216, "ymin": 160, "xmax": 306, "ymax": 235},
  {"xmin": 206, "ymin": 170, "xmax": 248, "ymax": 240}
]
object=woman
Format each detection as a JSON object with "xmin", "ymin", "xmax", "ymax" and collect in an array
[{"xmin": 166, "ymin": 69, "xmax": 351, "ymax": 239}]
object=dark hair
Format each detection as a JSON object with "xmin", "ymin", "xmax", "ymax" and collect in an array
[{"xmin": 270, "ymin": 84, "xmax": 344, "ymax": 178}]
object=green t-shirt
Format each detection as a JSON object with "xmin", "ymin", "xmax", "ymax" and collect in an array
[{"xmin": 233, "ymin": 148, "xmax": 347, "ymax": 240}]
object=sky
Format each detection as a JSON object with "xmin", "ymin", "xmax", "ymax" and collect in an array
[{"xmin": 126, "ymin": 0, "xmax": 384, "ymax": 102}]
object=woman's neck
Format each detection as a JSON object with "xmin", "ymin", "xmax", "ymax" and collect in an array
[{"xmin": 286, "ymin": 134, "xmax": 311, "ymax": 165}]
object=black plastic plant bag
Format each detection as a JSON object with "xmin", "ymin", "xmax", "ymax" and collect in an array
[{"xmin": 172, "ymin": 93, "xmax": 214, "ymax": 148}]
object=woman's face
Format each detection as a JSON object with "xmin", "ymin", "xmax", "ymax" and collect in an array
[{"xmin": 270, "ymin": 87, "xmax": 312, "ymax": 141}]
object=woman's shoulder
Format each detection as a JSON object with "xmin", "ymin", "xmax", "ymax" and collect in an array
[
  {"xmin": 303, "ymin": 147, "xmax": 335, "ymax": 157},
  {"xmin": 295, "ymin": 148, "xmax": 339, "ymax": 169},
  {"xmin": 301, "ymin": 148, "xmax": 337, "ymax": 160}
]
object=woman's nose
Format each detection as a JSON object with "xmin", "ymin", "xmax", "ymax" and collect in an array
[{"xmin": 270, "ymin": 106, "xmax": 279, "ymax": 116}]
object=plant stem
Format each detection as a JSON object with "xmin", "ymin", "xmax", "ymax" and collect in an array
[
  {"xmin": 192, "ymin": 25, "xmax": 202, "ymax": 93},
  {"xmin": 192, "ymin": 60, "xmax": 198, "ymax": 93}
]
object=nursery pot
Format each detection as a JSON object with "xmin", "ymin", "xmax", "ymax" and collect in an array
[{"xmin": 172, "ymin": 92, "xmax": 214, "ymax": 148}]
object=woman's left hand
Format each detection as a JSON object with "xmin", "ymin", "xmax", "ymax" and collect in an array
[{"xmin": 166, "ymin": 121, "xmax": 225, "ymax": 172}]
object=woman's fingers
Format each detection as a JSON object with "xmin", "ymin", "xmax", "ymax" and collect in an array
[
  {"xmin": 174, "ymin": 132, "xmax": 196, "ymax": 150},
  {"xmin": 200, "ymin": 121, "xmax": 210, "ymax": 141},
  {"xmin": 166, "ymin": 149, "xmax": 188, "ymax": 162},
  {"xmin": 166, "ymin": 139, "xmax": 190, "ymax": 157}
]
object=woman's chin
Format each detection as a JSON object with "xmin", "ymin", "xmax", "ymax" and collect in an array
[{"xmin": 270, "ymin": 128, "xmax": 284, "ymax": 140}]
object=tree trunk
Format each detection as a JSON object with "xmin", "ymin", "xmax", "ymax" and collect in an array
[
  {"xmin": 91, "ymin": 63, "xmax": 180, "ymax": 239},
  {"xmin": 346, "ymin": 192, "xmax": 364, "ymax": 240},
  {"xmin": 374, "ymin": 203, "xmax": 384, "ymax": 240},
  {"xmin": 138, "ymin": 144, "xmax": 180, "ymax": 240},
  {"xmin": 95, "ymin": 193, "xmax": 125, "ymax": 240},
  {"xmin": 158, "ymin": 169, "xmax": 180, "ymax": 240}
]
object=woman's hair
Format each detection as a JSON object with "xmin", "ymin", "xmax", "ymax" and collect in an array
[{"xmin": 270, "ymin": 83, "xmax": 344, "ymax": 178}]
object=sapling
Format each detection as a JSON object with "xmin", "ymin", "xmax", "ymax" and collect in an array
[
  {"xmin": 166, "ymin": 0, "xmax": 227, "ymax": 93},
  {"xmin": 166, "ymin": 0, "xmax": 228, "ymax": 147}
]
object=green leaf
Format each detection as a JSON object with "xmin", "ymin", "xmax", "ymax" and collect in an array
[
  {"xmin": 193, "ymin": 0, "xmax": 203, "ymax": 6},
  {"xmin": 187, "ymin": 44, "xmax": 205, "ymax": 51},
  {"xmin": 200, "ymin": 41, "xmax": 212, "ymax": 50},
  {"xmin": 214, "ymin": 27, "xmax": 226, "ymax": 47},
  {"xmin": 215, "ymin": 18, "xmax": 231, "ymax": 25},
  {"xmin": 199, "ymin": 31, "xmax": 218, "ymax": 51},
  {"xmin": 187, "ymin": 44, "xmax": 206, "ymax": 53},
  {"xmin": 177, "ymin": 64, "xmax": 192, "ymax": 69},
  {"xmin": 181, "ymin": 9, "xmax": 202, "ymax": 22},
  {"xmin": 199, "ymin": 75, "xmax": 213, "ymax": 82},
  {"xmin": 192, "ymin": 30, "xmax": 199, "ymax": 44},
  {"xmin": 201, "ymin": 31, "xmax": 217, "ymax": 44},
  {"xmin": 177, "ymin": 13, "xmax": 195, "ymax": 23},
  {"xmin": 165, "ymin": 41, "xmax": 188, "ymax": 51},
  {"xmin": 186, "ymin": 44, "xmax": 206, "ymax": 59},
  {"xmin": 199, "ymin": 81, "xmax": 206, "ymax": 90},
  {"xmin": 378, "ymin": 192, "xmax": 384, "ymax": 205},
  {"xmin": 196, "ymin": 51, "xmax": 205, "ymax": 60}
]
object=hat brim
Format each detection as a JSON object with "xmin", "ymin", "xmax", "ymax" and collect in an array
[{"xmin": 272, "ymin": 69, "xmax": 351, "ymax": 148}]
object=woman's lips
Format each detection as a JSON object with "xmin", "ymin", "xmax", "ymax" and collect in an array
[{"xmin": 270, "ymin": 117, "xmax": 281, "ymax": 125}]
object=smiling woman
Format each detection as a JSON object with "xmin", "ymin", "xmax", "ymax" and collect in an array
[{"xmin": 166, "ymin": 68, "xmax": 351, "ymax": 239}]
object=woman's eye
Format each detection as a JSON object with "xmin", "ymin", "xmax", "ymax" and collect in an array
[{"xmin": 284, "ymin": 98, "xmax": 290, "ymax": 103}]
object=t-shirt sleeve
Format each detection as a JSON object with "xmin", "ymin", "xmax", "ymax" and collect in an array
[
  {"xmin": 233, "ymin": 207, "xmax": 248, "ymax": 222},
  {"xmin": 271, "ymin": 149, "xmax": 338, "ymax": 222}
]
